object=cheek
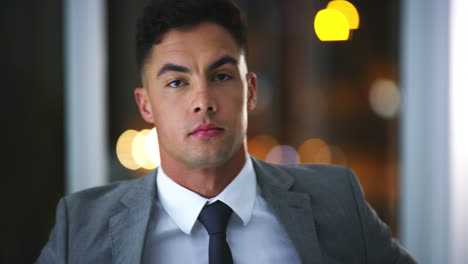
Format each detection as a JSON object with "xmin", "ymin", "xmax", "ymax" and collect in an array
[
  {"xmin": 153, "ymin": 103, "xmax": 187, "ymax": 133},
  {"xmin": 222, "ymin": 85, "xmax": 247, "ymax": 107},
  {"xmin": 151, "ymin": 104, "xmax": 170, "ymax": 128},
  {"xmin": 222, "ymin": 93, "xmax": 249, "ymax": 127}
]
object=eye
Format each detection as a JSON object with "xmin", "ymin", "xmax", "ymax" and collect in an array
[
  {"xmin": 167, "ymin": 79, "xmax": 186, "ymax": 88},
  {"xmin": 213, "ymin": 73, "xmax": 232, "ymax": 82}
]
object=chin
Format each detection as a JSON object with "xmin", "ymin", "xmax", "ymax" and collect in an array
[
  {"xmin": 181, "ymin": 142, "xmax": 245, "ymax": 169},
  {"xmin": 179, "ymin": 137, "xmax": 246, "ymax": 168},
  {"xmin": 182, "ymin": 151, "xmax": 233, "ymax": 168}
]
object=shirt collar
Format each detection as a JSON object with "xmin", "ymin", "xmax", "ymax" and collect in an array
[{"xmin": 156, "ymin": 157, "xmax": 257, "ymax": 235}]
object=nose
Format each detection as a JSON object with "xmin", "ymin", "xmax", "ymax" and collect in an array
[
  {"xmin": 192, "ymin": 82, "xmax": 217, "ymax": 114},
  {"xmin": 194, "ymin": 104, "xmax": 215, "ymax": 113}
]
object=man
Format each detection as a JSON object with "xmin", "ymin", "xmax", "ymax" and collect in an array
[{"xmin": 37, "ymin": 0, "xmax": 416, "ymax": 263}]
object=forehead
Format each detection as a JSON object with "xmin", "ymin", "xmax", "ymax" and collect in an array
[{"xmin": 148, "ymin": 23, "xmax": 243, "ymax": 68}]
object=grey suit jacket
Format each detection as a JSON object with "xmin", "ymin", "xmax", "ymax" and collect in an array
[{"xmin": 36, "ymin": 157, "xmax": 416, "ymax": 264}]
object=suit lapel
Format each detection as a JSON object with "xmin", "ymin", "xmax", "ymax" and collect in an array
[
  {"xmin": 109, "ymin": 171, "xmax": 156, "ymax": 264},
  {"xmin": 252, "ymin": 157, "xmax": 324, "ymax": 264}
]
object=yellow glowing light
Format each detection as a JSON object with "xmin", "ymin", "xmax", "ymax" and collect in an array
[
  {"xmin": 145, "ymin": 128, "xmax": 160, "ymax": 168},
  {"xmin": 314, "ymin": 9, "xmax": 350, "ymax": 41},
  {"xmin": 132, "ymin": 129, "xmax": 157, "ymax": 170},
  {"xmin": 327, "ymin": 0, "xmax": 360, "ymax": 29},
  {"xmin": 298, "ymin": 138, "xmax": 332, "ymax": 164},
  {"xmin": 116, "ymin": 129, "xmax": 140, "ymax": 170},
  {"xmin": 247, "ymin": 135, "xmax": 279, "ymax": 160}
]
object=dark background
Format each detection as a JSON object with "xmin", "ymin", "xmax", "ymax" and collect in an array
[{"xmin": 2, "ymin": 0, "xmax": 64, "ymax": 263}]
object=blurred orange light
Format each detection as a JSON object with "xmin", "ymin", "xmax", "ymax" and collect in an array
[
  {"xmin": 314, "ymin": 9, "xmax": 350, "ymax": 41},
  {"xmin": 145, "ymin": 127, "xmax": 161, "ymax": 168},
  {"xmin": 132, "ymin": 129, "xmax": 157, "ymax": 170},
  {"xmin": 116, "ymin": 130, "xmax": 140, "ymax": 170},
  {"xmin": 298, "ymin": 138, "xmax": 332, "ymax": 164},
  {"xmin": 247, "ymin": 135, "xmax": 279, "ymax": 160},
  {"xmin": 327, "ymin": 0, "xmax": 360, "ymax": 29}
]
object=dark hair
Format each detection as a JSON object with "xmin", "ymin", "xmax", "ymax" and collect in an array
[{"xmin": 136, "ymin": 0, "xmax": 248, "ymax": 74}]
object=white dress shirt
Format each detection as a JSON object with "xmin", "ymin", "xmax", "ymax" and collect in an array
[{"xmin": 142, "ymin": 157, "xmax": 301, "ymax": 263}]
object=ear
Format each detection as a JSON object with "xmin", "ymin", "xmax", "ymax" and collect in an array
[
  {"xmin": 246, "ymin": 72, "xmax": 257, "ymax": 112},
  {"xmin": 134, "ymin": 87, "xmax": 155, "ymax": 123}
]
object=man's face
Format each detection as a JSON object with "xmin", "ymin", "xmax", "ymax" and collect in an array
[{"xmin": 135, "ymin": 23, "xmax": 257, "ymax": 169}]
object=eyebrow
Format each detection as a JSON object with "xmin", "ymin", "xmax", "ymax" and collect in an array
[
  {"xmin": 207, "ymin": 56, "xmax": 238, "ymax": 72},
  {"xmin": 156, "ymin": 55, "xmax": 239, "ymax": 78},
  {"xmin": 157, "ymin": 64, "xmax": 190, "ymax": 77}
]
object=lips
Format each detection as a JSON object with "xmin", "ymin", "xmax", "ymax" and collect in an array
[{"xmin": 189, "ymin": 123, "xmax": 224, "ymax": 138}]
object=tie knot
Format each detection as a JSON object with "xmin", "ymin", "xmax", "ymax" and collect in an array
[{"xmin": 198, "ymin": 201, "xmax": 233, "ymax": 235}]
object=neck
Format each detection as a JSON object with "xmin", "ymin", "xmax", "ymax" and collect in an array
[{"xmin": 160, "ymin": 150, "xmax": 248, "ymax": 198}]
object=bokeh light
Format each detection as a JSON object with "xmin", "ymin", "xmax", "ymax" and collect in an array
[
  {"xmin": 314, "ymin": 9, "xmax": 350, "ymax": 41},
  {"xmin": 116, "ymin": 128, "xmax": 161, "ymax": 171},
  {"xmin": 132, "ymin": 129, "xmax": 157, "ymax": 170},
  {"xmin": 248, "ymin": 135, "xmax": 279, "ymax": 160},
  {"xmin": 116, "ymin": 129, "xmax": 140, "ymax": 170},
  {"xmin": 369, "ymin": 78, "xmax": 400, "ymax": 119},
  {"xmin": 327, "ymin": 0, "xmax": 360, "ymax": 29},
  {"xmin": 298, "ymin": 138, "xmax": 332, "ymax": 164},
  {"xmin": 265, "ymin": 145, "xmax": 300, "ymax": 165},
  {"xmin": 145, "ymin": 127, "xmax": 160, "ymax": 167}
]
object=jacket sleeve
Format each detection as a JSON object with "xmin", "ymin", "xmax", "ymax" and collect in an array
[
  {"xmin": 345, "ymin": 168, "xmax": 418, "ymax": 264},
  {"xmin": 35, "ymin": 198, "xmax": 69, "ymax": 264}
]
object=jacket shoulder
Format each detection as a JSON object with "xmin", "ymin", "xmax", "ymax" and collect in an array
[
  {"xmin": 254, "ymin": 158, "xmax": 356, "ymax": 195},
  {"xmin": 62, "ymin": 171, "xmax": 156, "ymax": 218},
  {"xmin": 279, "ymin": 163, "xmax": 352, "ymax": 181}
]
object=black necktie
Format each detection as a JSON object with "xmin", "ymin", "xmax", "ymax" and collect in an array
[{"xmin": 198, "ymin": 200, "xmax": 234, "ymax": 264}]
